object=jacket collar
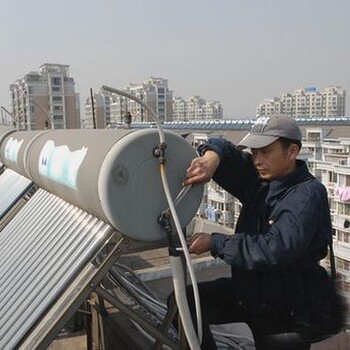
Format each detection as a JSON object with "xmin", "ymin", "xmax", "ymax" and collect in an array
[{"xmin": 265, "ymin": 160, "xmax": 314, "ymax": 206}]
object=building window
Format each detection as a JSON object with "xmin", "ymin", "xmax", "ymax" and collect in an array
[
  {"xmin": 339, "ymin": 203, "xmax": 350, "ymax": 216},
  {"xmin": 329, "ymin": 171, "xmax": 338, "ymax": 183},
  {"xmin": 344, "ymin": 232, "xmax": 350, "ymax": 243},
  {"xmin": 337, "ymin": 257, "xmax": 350, "ymax": 271},
  {"xmin": 52, "ymin": 96, "xmax": 62, "ymax": 102},
  {"xmin": 51, "ymin": 77, "xmax": 62, "ymax": 85}
]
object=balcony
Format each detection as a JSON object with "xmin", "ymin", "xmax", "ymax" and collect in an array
[{"xmin": 334, "ymin": 240, "xmax": 350, "ymax": 259}]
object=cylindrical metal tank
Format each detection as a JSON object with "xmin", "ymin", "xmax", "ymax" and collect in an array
[
  {"xmin": 0, "ymin": 126, "xmax": 16, "ymax": 146},
  {"xmin": 0, "ymin": 130, "xmax": 50, "ymax": 178},
  {"xmin": 0, "ymin": 128, "xmax": 203, "ymax": 242}
]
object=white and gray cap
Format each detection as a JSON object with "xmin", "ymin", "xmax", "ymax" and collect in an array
[{"xmin": 238, "ymin": 114, "xmax": 302, "ymax": 149}]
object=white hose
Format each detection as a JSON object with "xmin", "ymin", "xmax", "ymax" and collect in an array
[
  {"xmin": 101, "ymin": 85, "xmax": 202, "ymax": 349},
  {"xmin": 160, "ymin": 164, "xmax": 202, "ymax": 347},
  {"xmin": 170, "ymin": 256, "xmax": 200, "ymax": 350}
]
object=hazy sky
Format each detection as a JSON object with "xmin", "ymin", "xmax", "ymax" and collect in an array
[{"xmin": 0, "ymin": 0, "xmax": 349, "ymax": 118}]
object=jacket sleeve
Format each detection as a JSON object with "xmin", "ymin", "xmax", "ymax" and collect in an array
[
  {"xmin": 210, "ymin": 181, "xmax": 331, "ymax": 271},
  {"xmin": 198, "ymin": 138, "xmax": 258, "ymax": 202}
]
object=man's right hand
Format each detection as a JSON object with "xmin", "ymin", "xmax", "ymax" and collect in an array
[
  {"xmin": 184, "ymin": 150, "xmax": 220, "ymax": 185},
  {"xmin": 187, "ymin": 232, "xmax": 212, "ymax": 255}
]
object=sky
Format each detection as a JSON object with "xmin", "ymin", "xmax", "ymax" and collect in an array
[{"xmin": 0, "ymin": 0, "xmax": 349, "ymax": 119}]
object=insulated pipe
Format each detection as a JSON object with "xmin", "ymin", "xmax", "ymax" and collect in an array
[
  {"xmin": 160, "ymin": 163, "xmax": 202, "ymax": 345},
  {"xmin": 0, "ymin": 128, "xmax": 203, "ymax": 242},
  {"xmin": 170, "ymin": 256, "xmax": 200, "ymax": 350}
]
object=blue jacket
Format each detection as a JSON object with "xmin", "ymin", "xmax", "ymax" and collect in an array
[{"xmin": 199, "ymin": 138, "xmax": 343, "ymax": 335}]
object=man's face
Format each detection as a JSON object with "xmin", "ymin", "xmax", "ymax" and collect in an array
[{"xmin": 251, "ymin": 140, "xmax": 297, "ymax": 181}]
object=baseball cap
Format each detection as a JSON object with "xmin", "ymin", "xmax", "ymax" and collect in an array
[{"xmin": 238, "ymin": 114, "xmax": 302, "ymax": 149}]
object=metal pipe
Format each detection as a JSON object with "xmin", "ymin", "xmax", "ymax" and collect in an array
[{"xmin": 90, "ymin": 88, "xmax": 96, "ymax": 129}]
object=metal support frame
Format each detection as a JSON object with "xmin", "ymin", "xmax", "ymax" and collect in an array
[
  {"xmin": 95, "ymin": 286, "xmax": 180, "ymax": 350},
  {"xmin": 153, "ymin": 294, "xmax": 179, "ymax": 350},
  {"xmin": 92, "ymin": 236, "xmax": 182, "ymax": 349},
  {"xmin": 89, "ymin": 236, "xmax": 186, "ymax": 350}
]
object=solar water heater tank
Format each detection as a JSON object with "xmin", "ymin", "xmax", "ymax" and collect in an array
[
  {"xmin": 0, "ymin": 126, "xmax": 15, "ymax": 145},
  {"xmin": 0, "ymin": 128, "xmax": 204, "ymax": 242}
]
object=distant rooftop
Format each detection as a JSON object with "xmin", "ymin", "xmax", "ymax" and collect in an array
[{"xmin": 125, "ymin": 116, "xmax": 350, "ymax": 131}]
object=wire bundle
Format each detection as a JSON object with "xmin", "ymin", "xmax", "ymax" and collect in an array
[{"xmin": 104, "ymin": 261, "xmax": 256, "ymax": 349}]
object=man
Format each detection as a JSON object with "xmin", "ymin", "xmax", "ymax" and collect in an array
[{"xmin": 184, "ymin": 115, "xmax": 343, "ymax": 350}]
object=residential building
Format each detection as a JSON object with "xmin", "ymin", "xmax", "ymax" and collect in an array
[
  {"xmin": 256, "ymin": 86, "xmax": 346, "ymax": 119},
  {"xmin": 173, "ymin": 95, "xmax": 223, "ymax": 121},
  {"xmin": 85, "ymin": 77, "xmax": 173, "ymax": 127},
  {"xmin": 83, "ymin": 91, "xmax": 112, "ymax": 129},
  {"xmin": 128, "ymin": 77, "xmax": 173, "ymax": 122},
  {"xmin": 172, "ymin": 97, "xmax": 187, "ymax": 121},
  {"xmin": 204, "ymin": 100, "xmax": 224, "ymax": 120},
  {"xmin": 9, "ymin": 63, "xmax": 80, "ymax": 130},
  {"xmin": 84, "ymin": 78, "xmax": 223, "ymax": 126},
  {"xmin": 109, "ymin": 96, "xmax": 125, "ymax": 125},
  {"xmin": 107, "ymin": 77, "xmax": 173, "ymax": 124},
  {"xmin": 254, "ymin": 97, "xmax": 283, "ymax": 116}
]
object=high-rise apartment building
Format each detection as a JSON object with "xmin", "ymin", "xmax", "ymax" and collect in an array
[
  {"xmin": 173, "ymin": 97, "xmax": 187, "ymax": 121},
  {"xmin": 256, "ymin": 86, "xmax": 346, "ymax": 118},
  {"xmin": 127, "ymin": 77, "xmax": 173, "ymax": 122},
  {"xmin": 109, "ymin": 77, "xmax": 173, "ymax": 124},
  {"xmin": 83, "ymin": 91, "xmax": 111, "ymax": 129},
  {"xmin": 84, "ymin": 77, "xmax": 173, "ymax": 127},
  {"xmin": 9, "ymin": 63, "xmax": 80, "ymax": 130},
  {"xmin": 173, "ymin": 95, "xmax": 223, "ymax": 121},
  {"xmin": 254, "ymin": 97, "xmax": 283, "ymax": 117},
  {"xmin": 84, "ymin": 78, "xmax": 224, "ymax": 127}
]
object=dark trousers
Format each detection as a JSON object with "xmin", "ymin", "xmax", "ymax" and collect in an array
[{"xmin": 183, "ymin": 278, "xmax": 311, "ymax": 350}]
